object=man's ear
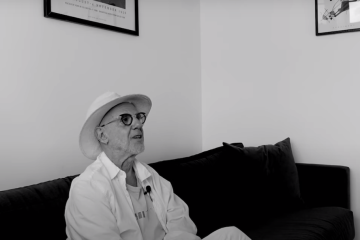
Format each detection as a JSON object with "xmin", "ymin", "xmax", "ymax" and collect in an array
[{"xmin": 95, "ymin": 127, "xmax": 109, "ymax": 144}]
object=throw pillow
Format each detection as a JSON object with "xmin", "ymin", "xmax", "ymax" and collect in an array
[{"xmin": 222, "ymin": 138, "xmax": 304, "ymax": 223}]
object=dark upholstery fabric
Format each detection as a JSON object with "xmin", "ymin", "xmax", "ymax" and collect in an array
[
  {"xmin": 222, "ymin": 138, "xmax": 305, "ymax": 220},
  {"xmin": 296, "ymin": 163, "xmax": 351, "ymax": 209},
  {"xmin": 0, "ymin": 175, "xmax": 78, "ymax": 240},
  {"xmin": 149, "ymin": 140, "xmax": 355, "ymax": 239},
  {"xmin": 246, "ymin": 207, "xmax": 355, "ymax": 240},
  {"xmin": 149, "ymin": 142, "xmax": 244, "ymax": 238}
]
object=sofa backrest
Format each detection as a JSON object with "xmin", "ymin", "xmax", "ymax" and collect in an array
[{"xmin": 0, "ymin": 175, "xmax": 78, "ymax": 240}]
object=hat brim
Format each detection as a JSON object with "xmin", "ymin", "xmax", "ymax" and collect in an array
[{"xmin": 79, "ymin": 94, "xmax": 152, "ymax": 160}]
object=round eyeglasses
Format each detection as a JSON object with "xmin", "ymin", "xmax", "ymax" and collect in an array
[{"xmin": 100, "ymin": 112, "xmax": 146, "ymax": 127}]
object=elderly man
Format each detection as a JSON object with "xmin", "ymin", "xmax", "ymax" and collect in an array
[{"xmin": 65, "ymin": 92, "xmax": 251, "ymax": 240}]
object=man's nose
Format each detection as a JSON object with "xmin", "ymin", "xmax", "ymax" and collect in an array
[{"xmin": 131, "ymin": 117, "xmax": 143, "ymax": 129}]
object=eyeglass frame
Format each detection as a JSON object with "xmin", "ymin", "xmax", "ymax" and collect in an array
[{"xmin": 99, "ymin": 112, "xmax": 147, "ymax": 127}]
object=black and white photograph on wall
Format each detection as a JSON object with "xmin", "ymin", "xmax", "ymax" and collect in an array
[
  {"xmin": 94, "ymin": 0, "xmax": 125, "ymax": 9},
  {"xmin": 316, "ymin": 0, "xmax": 360, "ymax": 35},
  {"xmin": 44, "ymin": 0, "xmax": 138, "ymax": 35}
]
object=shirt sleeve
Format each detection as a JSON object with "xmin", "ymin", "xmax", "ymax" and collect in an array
[
  {"xmin": 65, "ymin": 178, "xmax": 122, "ymax": 240},
  {"xmin": 159, "ymin": 176, "xmax": 202, "ymax": 240}
]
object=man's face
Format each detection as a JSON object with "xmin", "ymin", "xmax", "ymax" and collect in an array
[{"xmin": 100, "ymin": 102, "xmax": 145, "ymax": 155}]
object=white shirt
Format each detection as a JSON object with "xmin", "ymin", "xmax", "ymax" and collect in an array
[
  {"xmin": 65, "ymin": 152, "xmax": 201, "ymax": 240},
  {"xmin": 126, "ymin": 179, "xmax": 166, "ymax": 240}
]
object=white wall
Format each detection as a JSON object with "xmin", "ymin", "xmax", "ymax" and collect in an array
[
  {"xmin": 200, "ymin": 0, "xmax": 360, "ymax": 238},
  {"xmin": 0, "ymin": 0, "xmax": 201, "ymax": 191}
]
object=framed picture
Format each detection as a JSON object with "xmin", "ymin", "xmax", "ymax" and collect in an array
[
  {"xmin": 316, "ymin": 0, "xmax": 360, "ymax": 36},
  {"xmin": 44, "ymin": 0, "xmax": 139, "ymax": 36}
]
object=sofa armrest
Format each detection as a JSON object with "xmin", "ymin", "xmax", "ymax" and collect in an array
[{"xmin": 296, "ymin": 163, "xmax": 351, "ymax": 210}]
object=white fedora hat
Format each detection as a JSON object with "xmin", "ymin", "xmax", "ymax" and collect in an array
[{"xmin": 79, "ymin": 91, "xmax": 152, "ymax": 160}]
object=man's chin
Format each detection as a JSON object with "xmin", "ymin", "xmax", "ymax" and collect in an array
[{"xmin": 127, "ymin": 144, "xmax": 145, "ymax": 155}]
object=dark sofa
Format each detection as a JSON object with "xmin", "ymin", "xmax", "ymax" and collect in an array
[{"xmin": 0, "ymin": 138, "xmax": 355, "ymax": 240}]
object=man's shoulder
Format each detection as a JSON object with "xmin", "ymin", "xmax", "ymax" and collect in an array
[{"xmin": 71, "ymin": 159, "xmax": 112, "ymax": 195}]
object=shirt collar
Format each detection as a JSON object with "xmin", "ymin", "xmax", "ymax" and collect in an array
[
  {"xmin": 98, "ymin": 152, "xmax": 121, "ymax": 179},
  {"xmin": 133, "ymin": 159, "xmax": 152, "ymax": 182},
  {"xmin": 98, "ymin": 152, "xmax": 152, "ymax": 182}
]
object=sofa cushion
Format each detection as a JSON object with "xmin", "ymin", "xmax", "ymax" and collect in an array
[
  {"xmin": 245, "ymin": 207, "xmax": 355, "ymax": 240},
  {"xmin": 222, "ymin": 138, "xmax": 305, "ymax": 227}
]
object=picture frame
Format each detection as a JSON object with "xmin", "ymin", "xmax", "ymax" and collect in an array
[
  {"xmin": 44, "ymin": 0, "xmax": 139, "ymax": 36},
  {"xmin": 315, "ymin": 0, "xmax": 360, "ymax": 36}
]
